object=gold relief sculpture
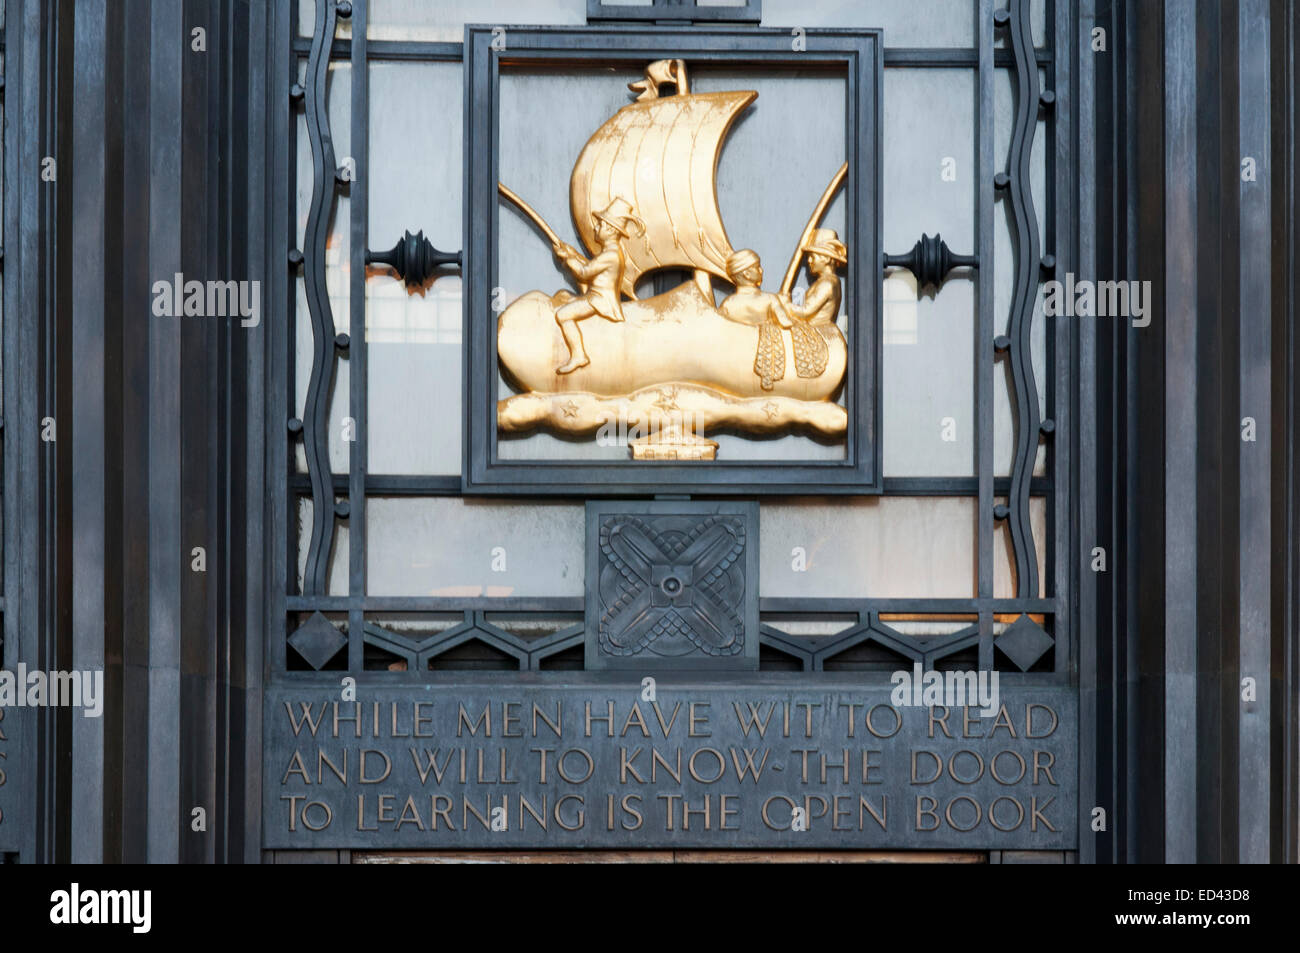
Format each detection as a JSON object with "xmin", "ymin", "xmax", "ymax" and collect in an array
[{"xmin": 497, "ymin": 59, "xmax": 850, "ymax": 460}]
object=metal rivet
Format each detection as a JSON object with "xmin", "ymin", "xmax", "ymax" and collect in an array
[
  {"xmin": 287, "ymin": 418, "xmax": 304, "ymax": 435},
  {"xmin": 336, "ymin": 0, "xmax": 352, "ymax": 17},
  {"xmin": 334, "ymin": 500, "xmax": 351, "ymax": 518},
  {"xmin": 1040, "ymin": 89, "xmax": 1056, "ymax": 108},
  {"xmin": 335, "ymin": 332, "xmax": 351, "ymax": 350},
  {"xmin": 994, "ymin": 335, "xmax": 1011, "ymax": 352},
  {"xmin": 993, "ymin": 9, "xmax": 1011, "ymax": 27},
  {"xmin": 994, "ymin": 172, "xmax": 1011, "ymax": 190},
  {"xmin": 288, "ymin": 248, "xmax": 304, "ymax": 266},
  {"xmin": 1040, "ymin": 254, "xmax": 1056, "ymax": 273},
  {"xmin": 993, "ymin": 504, "xmax": 1010, "ymax": 520},
  {"xmin": 1040, "ymin": 418, "xmax": 1056, "ymax": 435},
  {"xmin": 289, "ymin": 83, "xmax": 305, "ymax": 101}
]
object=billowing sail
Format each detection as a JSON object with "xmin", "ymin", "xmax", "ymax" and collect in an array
[{"xmin": 570, "ymin": 90, "xmax": 757, "ymax": 300}]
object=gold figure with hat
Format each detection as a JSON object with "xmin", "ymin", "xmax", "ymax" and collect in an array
[
  {"xmin": 495, "ymin": 59, "xmax": 850, "ymax": 459},
  {"xmin": 549, "ymin": 197, "xmax": 646, "ymax": 374},
  {"xmin": 786, "ymin": 228, "xmax": 847, "ymax": 327}
]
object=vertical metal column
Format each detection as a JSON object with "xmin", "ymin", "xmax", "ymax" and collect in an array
[
  {"xmin": 1237, "ymin": 0, "xmax": 1272, "ymax": 864},
  {"xmin": 1162, "ymin": 0, "xmax": 1199, "ymax": 864},
  {"xmin": 977, "ymin": 0, "xmax": 994, "ymax": 671},
  {"xmin": 69, "ymin": 0, "xmax": 107, "ymax": 864},
  {"xmin": 348, "ymin": 0, "xmax": 368, "ymax": 671},
  {"xmin": 145, "ymin": 0, "xmax": 184, "ymax": 865},
  {"xmin": 1074, "ymin": 0, "xmax": 1099, "ymax": 865},
  {"xmin": 1048, "ymin": 0, "xmax": 1072, "ymax": 676}
]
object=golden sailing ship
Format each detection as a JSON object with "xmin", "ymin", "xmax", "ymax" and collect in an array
[{"xmin": 497, "ymin": 59, "xmax": 849, "ymax": 460}]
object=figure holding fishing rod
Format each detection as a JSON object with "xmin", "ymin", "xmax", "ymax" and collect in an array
[
  {"xmin": 778, "ymin": 162, "xmax": 847, "ymax": 331},
  {"xmin": 499, "ymin": 184, "xmax": 643, "ymax": 375},
  {"xmin": 498, "ymin": 157, "xmax": 846, "ymax": 388}
]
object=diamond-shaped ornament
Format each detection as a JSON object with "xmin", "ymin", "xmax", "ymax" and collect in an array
[
  {"xmin": 289, "ymin": 611, "xmax": 347, "ymax": 670},
  {"xmin": 994, "ymin": 614, "xmax": 1054, "ymax": 671}
]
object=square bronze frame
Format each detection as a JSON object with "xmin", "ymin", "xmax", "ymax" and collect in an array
[{"xmin": 463, "ymin": 25, "xmax": 883, "ymax": 495}]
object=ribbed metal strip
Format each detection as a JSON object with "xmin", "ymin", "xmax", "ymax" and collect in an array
[
  {"xmin": 300, "ymin": 0, "xmax": 341, "ymax": 595},
  {"xmin": 1002, "ymin": 0, "xmax": 1043, "ymax": 600}
]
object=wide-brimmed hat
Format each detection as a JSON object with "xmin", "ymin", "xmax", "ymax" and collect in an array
[
  {"xmin": 802, "ymin": 227, "xmax": 847, "ymax": 263},
  {"xmin": 593, "ymin": 197, "xmax": 645, "ymax": 239}
]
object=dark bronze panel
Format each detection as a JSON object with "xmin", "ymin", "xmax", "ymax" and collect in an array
[
  {"xmin": 264, "ymin": 681, "xmax": 1076, "ymax": 850},
  {"xmin": 585, "ymin": 501, "xmax": 759, "ymax": 671}
]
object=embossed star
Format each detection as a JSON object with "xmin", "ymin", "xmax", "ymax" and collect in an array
[
  {"xmin": 762, "ymin": 401, "xmax": 779, "ymax": 420},
  {"xmin": 559, "ymin": 400, "xmax": 580, "ymax": 418},
  {"xmin": 653, "ymin": 387, "xmax": 680, "ymax": 412}
]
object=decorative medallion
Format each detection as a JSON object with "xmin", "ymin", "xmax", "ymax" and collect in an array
[{"xmin": 586, "ymin": 501, "xmax": 759, "ymax": 670}]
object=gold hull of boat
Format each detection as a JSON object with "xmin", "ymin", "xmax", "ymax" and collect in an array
[
  {"xmin": 497, "ymin": 281, "xmax": 847, "ymax": 402},
  {"xmin": 496, "ymin": 282, "xmax": 849, "ymax": 441}
]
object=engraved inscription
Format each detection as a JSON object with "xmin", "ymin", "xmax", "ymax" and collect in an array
[{"xmin": 264, "ymin": 686, "xmax": 1077, "ymax": 851}]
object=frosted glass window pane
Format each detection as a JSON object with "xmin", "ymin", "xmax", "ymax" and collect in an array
[
  {"xmin": 302, "ymin": 0, "xmax": 992, "ymax": 41},
  {"xmin": 882, "ymin": 68, "xmax": 976, "ymax": 477},
  {"xmin": 762, "ymin": 0, "xmax": 974, "ymax": 48},
  {"xmin": 761, "ymin": 498, "xmax": 976, "ymax": 598},
  {"xmin": 368, "ymin": 62, "xmax": 461, "ymax": 256},
  {"xmin": 367, "ymin": 61, "xmax": 463, "ymax": 475},
  {"xmin": 301, "ymin": 0, "xmax": 587, "ymax": 41},
  {"xmin": 366, "ymin": 499, "xmax": 584, "ymax": 597},
  {"xmin": 366, "ymin": 278, "xmax": 462, "ymax": 475}
]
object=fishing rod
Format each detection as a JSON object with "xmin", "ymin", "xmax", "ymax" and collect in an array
[
  {"xmin": 780, "ymin": 161, "xmax": 848, "ymax": 296},
  {"xmin": 499, "ymin": 182, "xmax": 567, "ymax": 248},
  {"xmin": 498, "ymin": 182, "xmax": 591, "ymax": 294}
]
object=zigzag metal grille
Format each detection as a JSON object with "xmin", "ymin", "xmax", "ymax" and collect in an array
[
  {"xmin": 760, "ymin": 615, "xmax": 981, "ymax": 672},
  {"xmin": 352, "ymin": 613, "xmax": 977, "ymax": 674},
  {"xmin": 284, "ymin": 605, "xmax": 1056, "ymax": 674},
  {"xmin": 361, "ymin": 612, "xmax": 585, "ymax": 672}
]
